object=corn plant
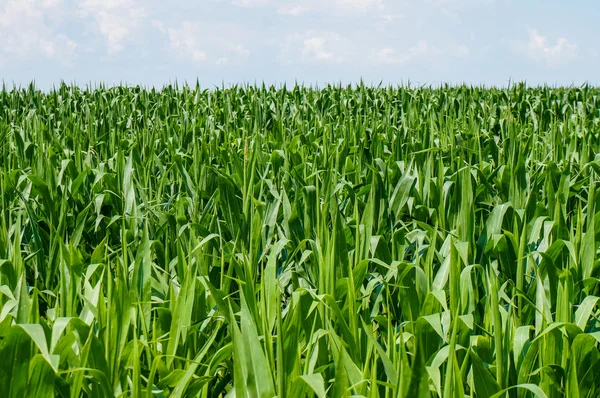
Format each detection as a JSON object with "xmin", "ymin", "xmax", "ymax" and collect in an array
[{"xmin": 0, "ymin": 82, "xmax": 600, "ymax": 397}]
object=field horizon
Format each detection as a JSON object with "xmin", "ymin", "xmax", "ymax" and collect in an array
[{"xmin": 2, "ymin": 80, "xmax": 599, "ymax": 93}]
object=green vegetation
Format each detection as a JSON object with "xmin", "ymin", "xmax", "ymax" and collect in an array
[{"xmin": 1, "ymin": 83, "xmax": 600, "ymax": 397}]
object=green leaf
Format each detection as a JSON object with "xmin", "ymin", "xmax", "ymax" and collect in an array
[{"xmin": 471, "ymin": 350, "xmax": 501, "ymax": 398}]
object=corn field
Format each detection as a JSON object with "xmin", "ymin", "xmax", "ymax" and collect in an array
[{"xmin": 1, "ymin": 83, "xmax": 600, "ymax": 397}]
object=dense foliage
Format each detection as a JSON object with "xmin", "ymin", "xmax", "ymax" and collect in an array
[{"xmin": 1, "ymin": 83, "xmax": 600, "ymax": 397}]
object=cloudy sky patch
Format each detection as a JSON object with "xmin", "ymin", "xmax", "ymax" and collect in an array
[{"xmin": 0, "ymin": 0, "xmax": 597, "ymax": 87}]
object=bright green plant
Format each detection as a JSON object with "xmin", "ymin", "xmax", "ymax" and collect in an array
[{"xmin": 0, "ymin": 82, "xmax": 599, "ymax": 397}]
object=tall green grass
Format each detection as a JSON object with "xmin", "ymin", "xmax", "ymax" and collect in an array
[{"xmin": 0, "ymin": 82, "xmax": 599, "ymax": 397}]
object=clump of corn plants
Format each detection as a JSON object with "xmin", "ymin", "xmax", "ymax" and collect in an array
[{"xmin": 0, "ymin": 82, "xmax": 600, "ymax": 397}]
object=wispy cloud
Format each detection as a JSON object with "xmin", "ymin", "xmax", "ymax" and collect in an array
[
  {"xmin": 231, "ymin": 0, "xmax": 271, "ymax": 7},
  {"xmin": 374, "ymin": 40, "xmax": 469, "ymax": 68},
  {"xmin": 279, "ymin": 31, "xmax": 347, "ymax": 64},
  {"xmin": 334, "ymin": 0, "xmax": 384, "ymax": 11},
  {"xmin": 79, "ymin": 0, "xmax": 146, "ymax": 53},
  {"xmin": 0, "ymin": 0, "xmax": 76, "ymax": 63},
  {"xmin": 516, "ymin": 28, "xmax": 576, "ymax": 67},
  {"xmin": 277, "ymin": 6, "xmax": 308, "ymax": 15},
  {"xmin": 374, "ymin": 40, "xmax": 431, "ymax": 65},
  {"xmin": 271, "ymin": 0, "xmax": 385, "ymax": 15},
  {"xmin": 164, "ymin": 21, "xmax": 251, "ymax": 65},
  {"xmin": 302, "ymin": 34, "xmax": 341, "ymax": 61}
]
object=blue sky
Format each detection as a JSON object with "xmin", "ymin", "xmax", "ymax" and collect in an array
[{"xmin": 0, "ymin": 0, "xmax": 598, "ymax": 88}]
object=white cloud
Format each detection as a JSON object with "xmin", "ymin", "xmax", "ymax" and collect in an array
[
  {"xmin": 280, "ymin": 31, "xmax": 347, "ymax": 64},
  {"xmin": 374, "ymin": 13, "xmax": 406, "ymax": 32},
  {"xmin": 277, "ymin": 6, "xmax": 308, "ymax": 15},
  {"xmin": 79, "ymin": 0, "xmax": 146, "ymax": 53},
  {"xmin": 0, "ymin": 0, "xmax": 75, "ymax": 63},
  {"xmin": 375, "ymin": 40, "xmax": 431, "ymax": 64},
  {"xmin": 165, "ymin": 21, "xmax": 251, "ymax": 65},
  {"xmin": 151, "ymin": 19, "xmax": 166, "ymax": 33},
  {"xmin": 231, "ymin": 44, "xmax": 250, "ymax": 57},
  {"xmin": 376, "ymin": 47, "xmax": 394, "ymax": 60},
  {"xmin": 302, "ymin": 36, "xmax": 337, "ymax": 61},
  {"xmin": 168, "ymin": 22, "xmax": 207, "ymax": 62},
  {"xmin": 40, "ymin": 34, "xmax": 77, "ymax": 58},
  {"xmin": 273, "ymin": 0, "xmax": 384, "ymax": 15},
  {"xmin": 441, "ymin": 7, "xmax": 461, "ymax": 23},
  {"xmin": 279, "ymin": 28, "xmax": 466, "ymax": 67},
  {"xmin": 236, "ymin": 0, "xmax": 384, "ymax": 12},
  {"xmin": 522, "ymin": 28, "xmax": 576, "ymax": 67},
  {"xmin": 334, "ymin": 0, "xmax": 384, "ymax": 11},
  {"xmin": 456, "ymin": 44, "xmax": 469, "ymax": 57},
  {"xmin": 232, "ymin": 0, "xmax": 271, "ymax": 7},
  {"xmin": 374, "ymin": 40, "xmax": 468, "ymax": 65},
  {"xmin": 169, "ymin": 25, "xmax": 207, "ymax": 62},
  {"xmin": 426, "ymin": 0, "xmax": 495, "ymax": 6}
]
